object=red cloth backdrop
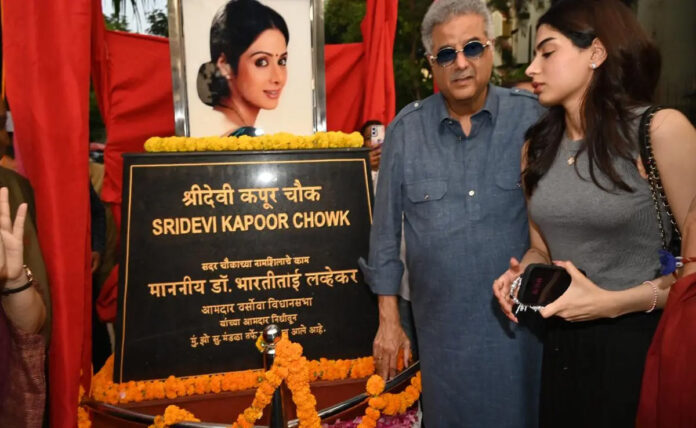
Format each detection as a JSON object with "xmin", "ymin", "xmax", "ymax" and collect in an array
[
  {"xmin": 360, "ymin": 0, "xmax": 398, "ymax": 127},
  {"xmin": 3, "ymin": 1, "xmax": 93, "ymax": 427},
  {"xmin": 325, "ymin": 43, "xmax": 365, "ymax": 132},
  {"xmin": 95, "ymin": 31, "xmax": 176, "ymax": 223},
  {"xmin": 327, "ymin": 0, "xmax": 398, "ymax": 132}
]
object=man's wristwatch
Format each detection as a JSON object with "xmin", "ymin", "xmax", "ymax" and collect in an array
[{"xmin": 1, "ymin": 265, "xmax": 34, "ymax": 296}]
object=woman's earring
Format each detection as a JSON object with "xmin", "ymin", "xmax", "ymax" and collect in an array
[{"xmin": 590, "ymin": 63, "xmax": 597, "ymax": 69}]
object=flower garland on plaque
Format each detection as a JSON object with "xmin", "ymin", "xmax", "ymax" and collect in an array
[{"xmin": 144, "ymin": 131, "xmax": 364, "ymax": 153}]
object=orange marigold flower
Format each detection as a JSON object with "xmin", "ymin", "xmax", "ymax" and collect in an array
[
  {"xmin": 368, "ymin": 397, "xmax": 386, "ymax": 409},
  {"xmin": 365, "ymin": 407, "xmax": 380, "ymax": 420},
  {"xmin": 259, "ymin": 381, "xmax": 276, "ymax": 396},
  {"xmin": 288, "ymin": 342, "xmax": 303, "ymax": 359},
  {"xmin": 411, "ymin": 372, "xmax": 422, "ymax": 390},
  {"xmin": 365, "ymin": 375, "xmax": 385, "ymax": 396},
  {"xmin": 235, "ymin": 414, "xmax": 253, "ymax": 428},
  {"xmin": 398, "ymin": 395, "xmax": 409, "ymax": 414},
  {"xmin": 382, "ymin": 394, "xmax": 400, "ymax": 416},
  {"xmin": 210, "ymin": 375, "xmax": 222, "ymax": 393},
  {"xmin": 243, "ymin": 407, "xmax": 262, "ymax": 423},
  {"xmin": 358, "ymin": 417, "xmax": 377, "ymax": 428}
]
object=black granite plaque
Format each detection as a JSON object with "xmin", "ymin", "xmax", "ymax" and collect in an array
[{"xmin": 115, "ymin": 149, "xmax": 378, "ymax": 382}]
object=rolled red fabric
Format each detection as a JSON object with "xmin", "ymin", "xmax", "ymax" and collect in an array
[{"xmin": 637, "ymin": 272, "xmax": 696, "ymax": 427}]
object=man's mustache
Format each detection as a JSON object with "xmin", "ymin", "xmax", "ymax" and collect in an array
[{"xmin": 450, "ymin": 71, "xmax": 474, "ymax": 81}]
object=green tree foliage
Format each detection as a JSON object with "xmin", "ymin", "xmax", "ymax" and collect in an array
[
  {"xmin": 394, "ymin": 0, "xmax": 433, "ymax": 109},
  {"xmin": 146, "ymin": 9, "xmax": 168, "ymax": 37},
  {"xmin": 103, "ymin": 12, "xmax": 130, "ymax": 32},
  {"xmin": 89, "ymin": 86, "xmax": 106, "ymax": 143},
  {"xmin": 324, "ymin": 0, "xmax": 365, "ymax": 44},
  {"xmin": 324, "ymin": 0, "xmax": 433, "ymax": 112},
  {"xmin": 109, "ymin": 0, "xmax": 146, "ymax": 21}
]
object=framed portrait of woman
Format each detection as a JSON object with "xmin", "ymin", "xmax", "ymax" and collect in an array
[{"xmin": 168, "ymin": 0, "xmax": 326, "ymax": 137}]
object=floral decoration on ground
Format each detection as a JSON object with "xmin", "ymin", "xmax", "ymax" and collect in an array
[
  {"xmin": 357, "ymin": 373, "xmax": 422, "ymax": 428},
  {"xmin": 81, "ymin": 338, "xmax": 417, "ymax": 428}
]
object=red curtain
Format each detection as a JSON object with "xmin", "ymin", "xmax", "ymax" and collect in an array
[
  {"xmin": 91, "ymin": 15, "xmax": 175, "ymax": 323},
  {"xmin": 360, "ymin": 0, "xmax": 398, "ymax": 126},
  {"xmin": 326, "ymin": 0, "xmax": 398, "ymax": 132},
  {"xmin": 325, "ymin": 43, "xmax": 365, "ymax": 132},
  {"xmin": 96, "ymin": 31, "xmax": 175, "ymax": 219},
  {"xmin": 3, "ymin": 0, "xmax": 93, "ymax": 427}
]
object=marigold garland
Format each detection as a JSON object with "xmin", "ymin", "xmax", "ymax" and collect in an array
[
  {"xmin": 148, "ymin": 405, "xmax": 200, "ymax": 428},
  {"xmin": 83, "ymin": 340, "xmax": 417, "ymax": 427},
  {"xmin": 90, "ymin": 352, "xmax": 374, "ymax": 405},
  {"xmin": 225, "ymin": 336, "xmax": 320, "ymax": 428},
  {"xmin": 357, "ymin": 372, "xmax": 422, "ymax": 428},
  {"xmin": 77, "ymin": 384, "xmax": 91, "ymax": 428},
  {"xmin": 143, "ymin": 131, "xmax": 364, "ymax": 153}
]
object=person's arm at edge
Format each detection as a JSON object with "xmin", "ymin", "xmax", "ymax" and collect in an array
[
  {"xmin": 358, "ymin": 119, "xmax": 410, "ymax": 379},
  {"xmin": 0, "ymin": 195, "xmax": 46, "ymax": 334}
]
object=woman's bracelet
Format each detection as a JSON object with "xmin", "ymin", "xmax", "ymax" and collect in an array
[
  {"xmin": 0, "ymin": 265, "xmax": 34, "ymax": 297},
  {"xmin": 677, "ymin": 256, "xmax": 696, "ymax": 267},
  {"xmin": 643, "ymin": 280, "xmax": 658, "ymax": 313}
]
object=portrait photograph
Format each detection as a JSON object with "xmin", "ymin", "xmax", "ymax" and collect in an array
[{"xmin": 170, "ymin": 0, "xmax": 325, "ymax": 137}]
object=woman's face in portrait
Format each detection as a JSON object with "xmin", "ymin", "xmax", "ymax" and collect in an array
[
  {"xmin": 229, "ymin": 29, "xmax": 288, "ymax": 111},
  {"xmin": 525, "ymin": 24, "xmax": 597, "ymax": 107}
]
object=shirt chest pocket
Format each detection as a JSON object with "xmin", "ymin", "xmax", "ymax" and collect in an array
[
  {"xmin": 494, "ymin": 170, "xmax": 521, "ymax": 191},
  {"xmin": 489, "ymin": 169, "xmax": 525, "ymax": 218},
  {"xmin": 404, "ymin": 179, "xmax": 450, "ymax": 232}
]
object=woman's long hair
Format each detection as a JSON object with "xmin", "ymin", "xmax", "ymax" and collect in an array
[{"xmin": 523, "ymin": 0, "xmax": 661, "ymax": 197}]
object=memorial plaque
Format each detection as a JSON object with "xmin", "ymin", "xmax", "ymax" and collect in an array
[{"xmin": 115, "ymin": 149, "xmax": 378, "ymax": 382}]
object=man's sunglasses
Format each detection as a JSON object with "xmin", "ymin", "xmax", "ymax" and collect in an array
[{"xmin": 428, "ymin": 40, "xmax": 491, "ymax": 67}]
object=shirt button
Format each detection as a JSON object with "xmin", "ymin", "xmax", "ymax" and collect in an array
[
  {"xmin": 468, "ymin": 190, "xmax": 475, "ymax": 197},
  {"xmin": 424, "ymin": 194, "xmax": 430, "ymax": 200}
]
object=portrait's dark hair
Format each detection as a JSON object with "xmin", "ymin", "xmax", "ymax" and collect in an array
[
  {"xmin": 206, "ymin": 0, "xmax": 289, "ymax": 105},
  {"xmin": 523, "ymin": 0, "xmax": 661, "ymax": 196}
]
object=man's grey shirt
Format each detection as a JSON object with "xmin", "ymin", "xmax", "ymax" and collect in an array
[{"xmin": 359, "ymin": 85, "xmax": 545, "ymax": 427}]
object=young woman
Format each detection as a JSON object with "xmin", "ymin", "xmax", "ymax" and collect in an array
[
  {"xmin": 492, "ymin": 0, "xmax": 696, "ymax": 426},
  {"xmin": 197, "ymin": 0, "xmax": 289, "ymax": 137}
]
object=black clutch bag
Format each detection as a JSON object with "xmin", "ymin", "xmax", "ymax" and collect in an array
[{"xmin": 511, "ymin": 264, "xmax": 577, "ymax": 312}]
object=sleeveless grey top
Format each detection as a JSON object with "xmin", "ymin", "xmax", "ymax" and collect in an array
[{"xmin": 528, "ymin": 114, "xmax": 671, "ymax": 290}]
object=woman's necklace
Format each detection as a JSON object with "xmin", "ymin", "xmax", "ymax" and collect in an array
[{"xmin": 565, "ymin": 138, "xmax": 578, "ymax": 166}]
